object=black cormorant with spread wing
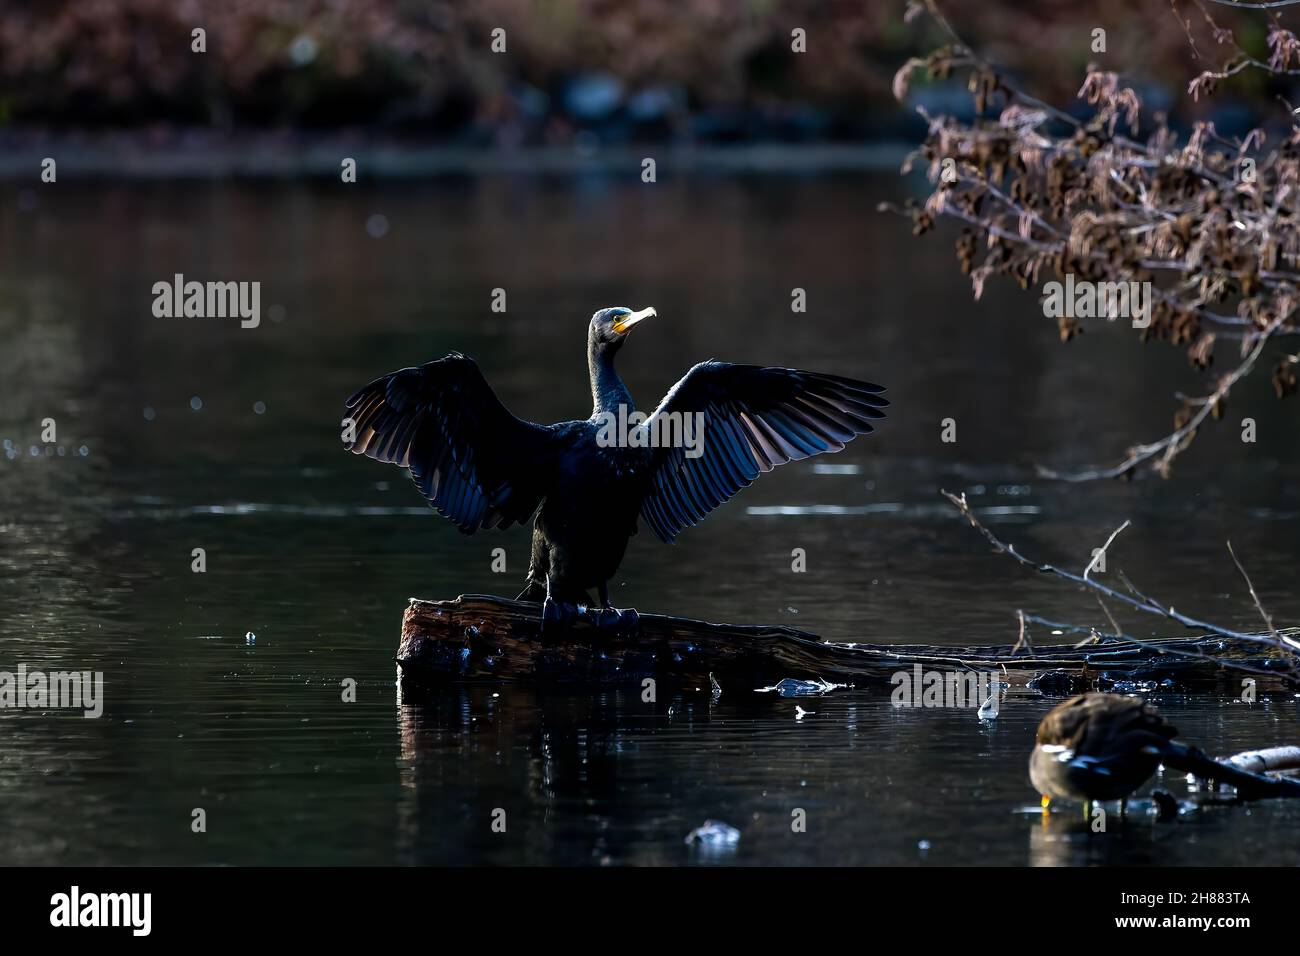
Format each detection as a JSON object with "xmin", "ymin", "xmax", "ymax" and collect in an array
[{"xmin": 343, "ymin": 307, "xmax": 887, "ymax": 631}]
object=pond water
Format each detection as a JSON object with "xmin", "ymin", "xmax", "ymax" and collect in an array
[{"xmin": 1, "ymin": 173, "xmax": 1297, "ymax": 865}]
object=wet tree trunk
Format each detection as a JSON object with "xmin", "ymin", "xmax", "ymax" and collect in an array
[{"xmin": 396, "ymin": 594, "xmax": 1297, "ymax": 695}]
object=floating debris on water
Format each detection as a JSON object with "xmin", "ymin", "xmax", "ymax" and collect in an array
[
  {"xmin": 977, "ymin": 694, "xmax": 999, "ymax": 721},
  {"xmin": 795, "ymin": 705, "xmax": 813, "ymax": 720},
  {"xmin": 1097, "ymin": 674, "xmax": 1176, "ymax": 694},
  {"xmin": 1152, "ymin": 791, "xmax": 1181, "ymax": 821},
  {"xmin": 754, "ymin": 677, "xmax": 851, "ymax": 697},
  {"xmin": 684, "ymin": 819, "xmax": 741, "ymax": 848},
  {"xmin": 1026, "ymin": 669, "xmax": 1087, "ymax": 696},
  {"xmin": 709, "ymin": 672, "xmax": 722, "ymax": 701},
  {"xmin": 245, "ymin": 631, "xmax": 256, "ymax": 644}
]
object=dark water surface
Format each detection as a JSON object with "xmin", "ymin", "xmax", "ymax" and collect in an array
[{"xmin": 1, "ymin": 174, "xmax": 1298, "ymax": 865}]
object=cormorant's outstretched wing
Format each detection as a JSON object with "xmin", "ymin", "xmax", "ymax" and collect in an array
[
  {"xmin": 638, "ymin": 361, "xmax": 887, "ymax": 543},
  {"xmin": 343, "ymin": 353, "xmax": 556, "ymax": 533}
]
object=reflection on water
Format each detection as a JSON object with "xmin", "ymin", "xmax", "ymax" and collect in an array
[
  {"xmin": 0, "ymin": 175, "xmax": 1297, "ymax": 864},
  {"xmin": 393, "ymin": 688, "xmax": 1300, "ymax": 867}
]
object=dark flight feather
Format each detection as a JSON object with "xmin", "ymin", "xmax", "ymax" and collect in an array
[
  {"xmin": 638, "ymin": 361, "xmax": 887, "ymax": 543},
  {"xmin": 343, "ymin": 353, "xmax": 555, "ymax": 533}
]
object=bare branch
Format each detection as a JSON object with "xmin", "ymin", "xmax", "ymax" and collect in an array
[
  {"xmin": 1203, "ymin": 0, "xmax": 1300, "ymax": 9},
  {"xmin": 896, "ymin": 1, "xmax": 1300, "ymax": 481},
  {"xmin": 1011, "ymin": 608, "xmax": 1033, "ymax": 655},
  {"xmin": 940, "ymin": 490, "xmax": 1299, "ymax": 679},
  {"xmin": 1226, "ymin": 540, "xmax": 1286, "ymax": 644},
  {"xmin": 1037, "ymin": 314, "xmax": 1289, "ymax": 480},
  {"xmin": 1095, "ymin": 593, "xmax": 1125, "ymax": 640}
]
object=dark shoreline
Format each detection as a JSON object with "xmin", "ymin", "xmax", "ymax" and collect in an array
[{"xmin": 0, "ymin": 131, "xmax": 911, "ymax": 179}]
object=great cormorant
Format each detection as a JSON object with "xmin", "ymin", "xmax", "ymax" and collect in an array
[{"xmin": 343, "ymin": 306, "xmax": 887, "ymax": 631}]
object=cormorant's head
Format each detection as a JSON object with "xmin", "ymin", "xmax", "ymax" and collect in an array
[{"xmin": 589, "ymin": 306, "xmax": 655, "ymax": 353}]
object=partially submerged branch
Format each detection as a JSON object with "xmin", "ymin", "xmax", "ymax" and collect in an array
[
  {"xmin": 941, "ymin": 489, "xmax": 1300, "ymax": 681},
  {"xmin": 1223, "ymin": 745, "xmax": 1300, "ymax": 774},
  {"xmin": 1164, "ymin": 742, "xmax": 1300, "ymax": 800}
]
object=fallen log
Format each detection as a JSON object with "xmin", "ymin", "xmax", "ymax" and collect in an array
[{"xmin": 396, "ymin": 594, "xmax": 1297, "ymax": 694}]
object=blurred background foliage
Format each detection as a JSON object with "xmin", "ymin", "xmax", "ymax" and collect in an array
[{"xmin": 0, "ymin": 0, "xmax": 1286, "ymax": 141}]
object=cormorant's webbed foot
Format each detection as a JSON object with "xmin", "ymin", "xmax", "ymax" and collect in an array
[
  {"xmin": 540, "ymin": 596, "xmax": 576, "ymax": 636},
  {"xmin": 540, "ymin": 592, "xmax": 640, "ymax": 638},
  {"xmin": 593, "ymin": 605, "xmax": 640, "ymax": 635}
]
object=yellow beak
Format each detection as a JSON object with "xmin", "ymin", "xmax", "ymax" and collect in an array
[{"xmin": 613, "ymin": 306, "xmax": 655, "ymax": 335}]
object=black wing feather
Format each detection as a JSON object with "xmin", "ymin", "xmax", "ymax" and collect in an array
[
  {"xmin": 343, "ymin": 353, "xmax": 555, "ymax": 533},
  {"xmin": 639, "ymin": 361, "xmax": 886, "ymax": 543}
]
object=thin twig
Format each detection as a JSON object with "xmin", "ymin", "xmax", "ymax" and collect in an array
[
  {"xmin": 1095, "ymin": 593, "xmax": 1125, "ymax": 640},
  {"xmin": 1225, "ymin": 540, "xmax": 1296, "ymax": 651},
  {"xmin": 1011, "ymin": 609, "xmax": 1033, "ymax": 655},
  {"xmin": 1084, "ymin": 520, "xmax": 1130, "ymax": 580}
]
